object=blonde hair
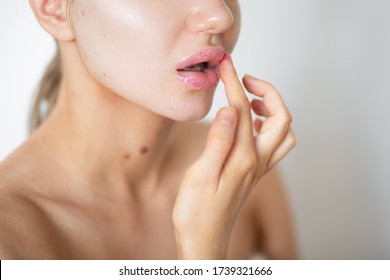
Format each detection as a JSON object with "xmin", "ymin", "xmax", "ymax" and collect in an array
[
  {"xmin": 29, "ymin": 49, "xmax": 62, "ymax": 132},
  {"xmin": 29, "ymin": 0, "xmax": 73, "ymax": 132}
]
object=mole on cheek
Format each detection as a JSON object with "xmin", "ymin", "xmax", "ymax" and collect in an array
[
  {"xmin": 81, "ymin": 10, "xmax": 85, "ymax": 16},
  {"xmin": 140, "ymin": 147, "xmax": 149, "ymax": 155},
  {"xmin": 83, "ymin": 52, "xmax": 88, "ymax": 60}
]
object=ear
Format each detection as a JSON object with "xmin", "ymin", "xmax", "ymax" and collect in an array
[{"xmin": 29, "ymin": 0, "xmax": 74, "ymax": 41}]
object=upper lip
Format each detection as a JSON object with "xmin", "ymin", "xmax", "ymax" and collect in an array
[{"xmin": 177, "ymin": 47, "xmax": 227, "ymax": 70}]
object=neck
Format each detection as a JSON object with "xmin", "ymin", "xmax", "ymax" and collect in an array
[{"xmin": 34, "ymin": 47, "xmax": 179, "ymax": 199}]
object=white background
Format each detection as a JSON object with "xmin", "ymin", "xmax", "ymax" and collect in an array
[{"xmin": 1, "ymin": 1, "xmax": 389, "ymax": 259}]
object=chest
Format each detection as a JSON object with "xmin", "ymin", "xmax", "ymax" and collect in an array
[{"xmin": 55, "ymin": 201, "xmax": 257, "ymax": 260}]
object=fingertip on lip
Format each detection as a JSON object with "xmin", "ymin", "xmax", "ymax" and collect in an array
[
  {"xmin": 222, "ymin": 53, "xmax": 232, "ymax": 62},
  {"xmin": 221, "ymin": 53, "xmax": 233, "ymax": 69},
  {"xmin": 219, "ymin": 54, "xmax": 235, "ymax": 81}
]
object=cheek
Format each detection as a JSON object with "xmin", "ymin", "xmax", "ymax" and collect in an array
[
  {"xmin": 224, "ymin": 1, "xmax": 241, "ymax": 53},
  {"xmin": 69, "ymin": 1, "xmax": 208, "ymax": 120},
  {"xmin": 71, "ymin": 2, "xmax": 171, "ymax": 99},
  {"xmin": 68, "ymin": 1, "xmax": 227, "ymax": 121}
]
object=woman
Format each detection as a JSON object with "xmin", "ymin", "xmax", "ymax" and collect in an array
[{"xmin": 0, "ymin": 0, "xmax": 297, "ymax": 259}]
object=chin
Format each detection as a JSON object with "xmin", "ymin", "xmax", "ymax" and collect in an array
[
  {"xmin": 169, "ymin": 107, "xmax": 212, "ymax": 122},
  {"xmin": 164, "ymin": 96, "xmax": 214, "ymax": 122}
]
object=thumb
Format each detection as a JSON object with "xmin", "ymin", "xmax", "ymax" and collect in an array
[{"xmin": 195, "ymin": 107, "xmax": 237, "ymax": 180}]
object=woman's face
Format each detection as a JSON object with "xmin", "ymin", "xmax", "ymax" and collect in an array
[{"xmin": 70, "ymin": 0, "xmax": 241, "ymax": 121}]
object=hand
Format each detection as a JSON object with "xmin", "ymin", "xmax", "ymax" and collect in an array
[{"xmin": 172, "ymin": 55, "xmax": 296, "ymax": 259}]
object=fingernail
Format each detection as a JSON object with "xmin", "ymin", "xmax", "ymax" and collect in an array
[
  {"xmin": 222, "ymin": 53, "xmax": 233, "ymax": 64},
  {"xmin": 218, "ymin": 107, "xmax": 237, "ymax": 127},
  {"xmin": 244, "ymin": 74, "xmax": 259, "ymax": 81}
]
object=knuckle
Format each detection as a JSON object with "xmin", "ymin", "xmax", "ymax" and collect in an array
[
  {"xmin": 282, "ymin": 112, "xmax": 293, "ymax": 125},
  {"xmin": 289, "ymin": 134, "xmax": 297, "ymax": 149},
  {"xmin": 185, "ymin": 163, "xmax": 203, "ymax": 182},
  {"xmin": 238, "ymin": 155, "xmax": 257, "ymax": 174},
  {"xmin": 278, "ymin": 119, "xmax": 291, "ymax": 134},
  {"xmin": 278, "ymin": 114, "xmax": 292, "ymax": 132},
  {"xmin": 286, "ymin": 113, "xmax": 293, "ymax": 124}
]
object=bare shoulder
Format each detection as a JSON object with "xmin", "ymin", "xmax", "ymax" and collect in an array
[
  {"xmin": 247, "ymin": 167, "xmax": 299, "ymax": 259},
  {"xmin": 0, "ymin": 165, "xmax": 56, "ymax": 259},
  {"xmin": 248, "ymin": 168, "xmax": 289, "ymax": 207}
]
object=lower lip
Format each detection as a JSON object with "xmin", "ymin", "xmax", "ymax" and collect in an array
[{"xmin": 177, "ymin": 68, "xmax": 220, "ymax": 90}]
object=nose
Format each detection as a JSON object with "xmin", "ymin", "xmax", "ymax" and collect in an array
[{"xmin": 186, "ymin": 0, "xmax": 234, "ymax": 35}]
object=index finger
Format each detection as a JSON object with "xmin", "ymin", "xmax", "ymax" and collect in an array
[{"xmin": 220, "ymin": 55, "xmax": 253, "ymax": 148}]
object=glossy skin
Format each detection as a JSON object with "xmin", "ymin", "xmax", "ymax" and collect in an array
[
  {"xmin": 70, "ymin": 0, "xmax": 240, "ymax": 121},
  {"xmin": 0, "ymin": 0, "xmax": 298, "ymax": 259}
]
